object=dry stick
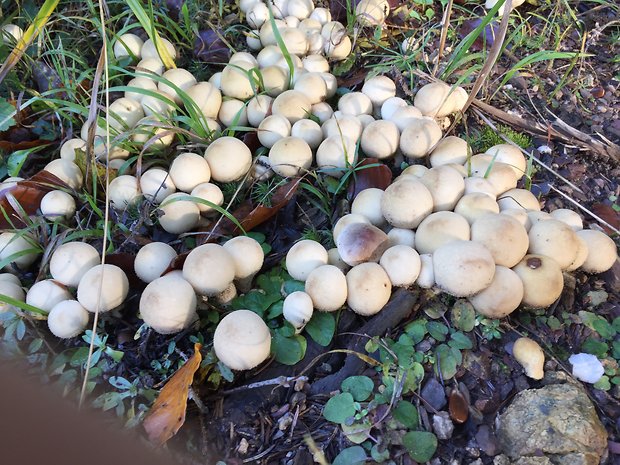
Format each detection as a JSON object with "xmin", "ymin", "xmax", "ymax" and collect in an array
[
  {"xmin": 432, "ymin": 0, "xmax": 454, "ymax": 77},
  {"xmin": 79, "ymin": 0, "xmax": 111, "ymax": 408}
]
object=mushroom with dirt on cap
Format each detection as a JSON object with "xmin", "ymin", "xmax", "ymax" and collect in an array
[{"xmin": 139, "ymin": 275, "xmax": 198, "ymax": 334}]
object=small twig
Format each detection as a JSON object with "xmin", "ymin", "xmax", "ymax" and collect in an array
[
  {"xmin": 304, "ymin": 434, "xmax": 329, "ymax": 465},
  {"xmin": 433, "ymin": 0, "xmax": 454, "ymax": 77},
  {"xmin": 220, "ymin": 375, "xmax": 308, "ymax": 396}
]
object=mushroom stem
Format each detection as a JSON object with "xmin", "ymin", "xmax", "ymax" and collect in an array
[
  {"xmin": 235, "ymin": 274, "xmax": 256, "ymax": 294},
  {"xmin": 215, "ymin": 283, "xmax": 238, "ymax": 306}
]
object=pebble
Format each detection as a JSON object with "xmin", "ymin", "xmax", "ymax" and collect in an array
[
  {"xmin": 421, "ymin": 378, "xmax": 447, "ymax": 411},
  {"xmin": 432, "ymin": 412, "xmax": 454, "ymax": 440}
]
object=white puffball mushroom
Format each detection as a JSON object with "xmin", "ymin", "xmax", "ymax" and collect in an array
[
  {"xmin": 109, "ymin": 175, "xmax": 141, "ymax": 209},
  {"xmin": 247, "ymin": 2, "xmax": 270, "ymax": 28},
  {"xmin": 416, "ymin": 254, "xmax": 435, "ymax": 289},
  {"xmin": 50, "ymin": 242, "xmax": 100, "ymax": 287},
  {"xmin": 246, "ymin": 30, "xmax": 262, "ymax": 50},
  {"xmin": 288, "ymin": 0, "xmax": 315, "ymax": 19},
  {"xmin": 47, "ymin": 300, "xmax": 90, "ymax": 339},
  {"xmin": 513, "ymin": 337, "xmax": 545, "ymax": 380},
  {"xmin": 26, "ymin": 279, "xmax": 72, "ymax": 314},
  {"xmin": 291, "ymin": 119, "xmax": 323, "ymax": 149},
  {"xmin": 186, "ymin": 82, "xmax": 223, "ymax": 120},
  {"xmin": 272, "ymin": 90, "xmax": 313, "ymax": 124},
  {"xmin": 336, "ymin": 222, "xmax": 389, "ymax": 267},
  {"xmin": 433, "ymin": 240, "xmax": 495, "ymax": 297},
  {"xmin": 159, "ymin": 193, "xmax": 201, "ymax": 234},
  {"xmin": 454, "ymin": 193, "xmax": 500, "ymax": 225},
  {"xmin": 294, "ymin": 72, "xmax": 327, "ymax": 104},
  {"xmin": 221, "ymin": 61, "xmax": 257, "ymax": 101},
  {"xmin": 338, "ymin": 92, "xmax": 373, "ymax": 116},
  {"xmin": 356, "ymin": 0, "xmax": 388, "ymax": 26},
  {"xmin": 134, "ymin": 242, "xmax": 177, "ymax": 283},
  {"xmin": 550, "ymin": 208, "xmax": 583, "ymax": 231},
  {"xmin": 387, "ymin": 228, "xmax": 415, "ymax": 249},
  {"xmin": 140, "ymin": 168, "xmax": 176, "ymax": 204},
  {"xmin": 44, "ymin": 159, "xmax": 83, "ymax": 190},
  {"xmin": 381, "ymin": 177, "xmax": 434, "ymax": 229},
  {"xmin": 387, "ymin": 105, "xmax": 422, "ymax": 132},
  {"xmin": 113, "ymin": 33, "xmax": 143, "ymax": 60},
  {"xmin": 218, "ymin": 98, "xmax": 249, "ymax": 127},
  {"xmin": 312, "ymin": 102, "xmax": 334, "ymax": 123},
  {"xmin": 269, "ymin": 136, "xmax": 313, "ymax": 177},
  {"xmin": 191, "ymin": 182, "xmax": 224, "ymax": 216},
  {"xmin": 351, "ymin": 188, "xmax": 385, "ymax": 226},
  {"xmin": 485, "ymin": 144, "xmax": 527, "ymax": 179},
  {"xmin": 362, "ymin": 75, "xmax": 396, "ymax": 109},
  {"xmin": 77, "ymin": 264, "xmax": 129, "ymax": 313},
  {"xmin": 332, "ymin": 213, "xmax": 371, "ymax": 243},
  {"xmin": 528, "ymin": 219, "xmax": 580, "ymax": 270},
  {"xmin": 169, "ymin": 153, "xmax": 211, "ymax": 193},
  {"xmin": 399, "ymin": 118, "xmax": 442, "ymax": 159},
  {"xmin": 463, "ymin": 177, "xmax": 497, "ymax": 198},
  {"xmin": 141, "ymin": 38, "xmax": 177, "ymax": 62},
  {"xmin": 346, "ymin": 262, "xmax": 392, "ymax": 316},
  {"xmin": 0, "ymin": 281, "xmax": 25, "ymax": 313},
  {"xmin": 497, "ymin": 188, "xmax": 541, "ymax": 212},
  {"xmin": 283, "ymin": 291, "xmax": 314, "ymax": 332},
  {"xmin": 319, "ymin": 72, "xmax": 338, "ymax": 98},
  {"xmin": 471, "ymin": 213, "xmax": 529, "ymax": 268},
  {"xmin": 380, "ymin": 245, "xmax": 421, "ymax": 288},
  {"xmin": 258, "ymin": 114, "xmax": 292, "ymax": 148},
  {"xmin": 420, "ymin": 165, "xmax": 465, "ymax": 212},
  {"xmin": 247, "ymin": 95, "xmax": 274, "ymax": 127},
  {"xmin": 315, "ymin": 135, "xmax": 358, "ymax": 178},
  {"xmin": 158, "ymin": 68, "xmax": 198, "ymax": 104},
  {"xmin": 60, "ymin": 138, "xmax": 86, "ymax": 161},
  {"xmin": 430, "ymin": 136, "xmax": 469, "ymax": 167},
  {"xmin": 213, "ymin": 309, "xmax": 271, "ymax": 370},
  {"xmin": 183, "ymin": 244, "xmax": 236, "ymax": 296},
  {"xmin": 324, "ymin": 33, "xmax": 352, "ymax": 61},
  {"xmin": 204, "ymin": 136, "xmax": 252, "ymax": 183},
  {"xmin": 40, "ymin": 190, "xmax": 76, "ymax": 221},
  {"xmin": 223, "ymin": 236, "xmax": 265, "ymax": 292},
  {"xmin": 286, "ymin": 239, "xmax": 328, "ymax": 281},
  {"xmin": 140, "ymin": 275, "xmax": 198, "ymax": 334},
  {"xmin": 469, "ymin": 266, "xmax": 524, "ymax": 318},
  {"xmin": 0, "ymin": 273, "xmax": 21, "ymax": 286},
  {"xmin": 124, "ymin": 77, "xmax": 158, "ymax": 103},
  {"xmin": 512, "ymin": 254, "xmax": 564, "ymax": 308},
  {"xmin": 322, "ymin": 114, "xmax": 363, "ymax": 141},
  {"xmin": 305, "ymin": 264, "xmax": 348, "ymax": 312},
  {"xmin": 569, "ymin": 353, "xmax": 605, "ymax": 384},
  {"xmin": 576, "ymin": 229, "xmax": 618, "ymax": 273},
  {"xmin": 310, "ymin": 7, "xmax": 331, "ymax": 24},
  {"xmin": 413, "ymin": 81, "xmax": 454, "ymax": 118},
  {"xmin": 1, "ymin": 24, "xmax": 24, "ymax": 43},
  {"xmin": 261, "ymin": 65, "xmax": 289, "ymax": 97},
  {"xmin": 361, "ymin": 120, "xmax": 399, "ymax": 159},
  {"xmin": 327, "ymin": 247, "xmax": 351, "ymax": 273},
  {"xmin": 414, "ymin": 211, "xmax": 471, "ymax": 255},
  {"xmin": 0, "ymin": 232, "xmax": 40, "ymax": 270},
  {"xmin": 108, "ymin": 97, "xmax": 144, "ymax": 131},
  {"xmin": 136, "ymin": 57, "xmax": 165, "ymax": 76},
  {"xmin": 302, "ymin": 54, "xmax": 329, "ymax": 73},
  {"xmin": 140, "ymin": 90, "xmax": 175, "ymax": 117}
]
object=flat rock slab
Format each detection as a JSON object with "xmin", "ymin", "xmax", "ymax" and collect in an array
[{"xmin": 497, "ymin": 381, "xmax": 607, "ymax": 465}]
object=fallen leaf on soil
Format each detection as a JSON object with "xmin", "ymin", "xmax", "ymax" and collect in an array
[
  {"xmin": 448, "ymin": 387, "xmax": 469, "ymax": 424},
  {"xmin": 591, "ymin": 203, "xmax": 620, "ymax": 234},
  {"xmin": 347, "ymin": 158, "xmax": 392, "ymax": 201},
  {"xmin": 457, "ymin": 19, "xmax": 499, "ymax": 51},
  {"xmin": 0, "ymin": 171, "xmax": 67, "ymax": 228},
  {"xmin": 194, "ymin": 29, "xmax": 230, "ymax": 63},
  {"xmin": 143, "ymin": 343, "xmax": 202, "ymax": 446}
]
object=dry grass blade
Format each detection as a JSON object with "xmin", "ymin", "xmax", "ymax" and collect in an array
[
  {"xmin": 0, "ymin": 0, "xmax": 60, "ymax": 85},
  {"xmin": 433, "ymin": 0, "xmax": 454, "ymax": 77},
  {"xmin": 126, "ymin": 0, "xmax": 176, "ymax": 69}
]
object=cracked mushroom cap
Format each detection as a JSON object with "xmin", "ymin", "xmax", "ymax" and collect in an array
[
  {"xmin": 204, "ymin": 136, "xmax": 252, "ymax": 183},
  {"xmin": 379, "ymin": 245, "xmax": 421, "ymax": 288},
  {"xmin": 183, "ymin": 244, "xmax": 235, "ymax": 296},
  {"xmin": 214, "ymin": 309, "xmax": 271, "ymax": 370},
  {"xmin": 140, "ymin": 275, "xmax": 197, "ymax": 334},
  {"xmin": 346, "ymin": 262, "xmax": 392, "ymax": 316},
  {"xmin": 47, "ymin": 300, "xmax": 90, "ymax": 339},
  {"xmin": 433, "ymin": 240, "xmax": 495, "ymax": 297},
  {"xmin": 336, "ymin": 222, "xmax": 390, "ymax": 266},
  {"xmin": 512, "ymin": 337, "xmax": 545, "ymax": 380},
  {"xmin": 283, "ymin": 291, "xmax": 314, "ymax": 331},
  {"xmin": 50, "ymin": 242, "xmax": 100, "ymax": 287},
  {"xmin": 512, "ymin": 254, "xmax": 563, "ymax": 308},
  {"xmin": 576, "ymin": 229, "xmax": 618, "ymax": 274},
  {"xmin": 415, "ymin": 211, "xmax": 471, "ymax": 255},
  {"xmin": 471, "ymin": 213, "xmax": 529, "ymax": 268},
  {"xmin": 305, "ymin": 264, "xmax": 348, "ymax": 312},
  {"xmin": 381, "ymin": 177, "xmax": 434, "ymax": 229},
  {"xmin": 420, "ymin": 165, "xmax": 466, "ymax": 212},
  {"xmin": 485, "ymin": 144, "xmax": 527, "ymax": 179},
  {"xmin": 469, "ymin": 266, "xmax": 524, "ymax": 319},
  {"xmin": 77, "ymin": 264, "xmax": 129, "ymax": 313},
  {"xmin": 286, "ymin": 239, "xmax": 329, "ymax": 281},
  {"xmin": 528, "ymin": 219, "xmax": 580, "ymax": 270},
  {"xmin": 134, "ymin": 242, "xmax": 177, "ymax": 283},
  {"xmin": 399, "ymin": 117, "xmax": 443, "ymax": 159}
]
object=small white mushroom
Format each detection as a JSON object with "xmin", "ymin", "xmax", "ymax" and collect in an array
[
  {"xmin": 158, "ymin": 193, "xmax": 201, "ymax": 234},
  {"xmin": 140, "ymin": 168, "xmax": 176, "ymax": 203},
  {"xmin": 40, "ymin": 190, "xmax": 76, "ymax": 221},
  {"xmin": 169, "ymin": 153, "xmax": 211, "ymax": 193},
  {"xmin": 0, "ymin": 232, "xmax": 40, "ymax": 270},
  {"xmin": 433, "ymin": 240, "xmax": 495, "ymax": 297},
  {"xmin": 183, "ymin": 244, "xmax": 236, "ymax": 296},
  {"xmin": 113, "ymin": 33, "xmax": 143, "ymax": 60},
  {"xmin": 0, "ymin": 281, "xmax": 25, "ymax": 313},
  {"xmin": 512, "ymin": 254, "xmax": 563, "ymax": 308},
  {"xmin": 379, "ymin": 245, "xmax": 421, "ymax": 288},
  {"xmin": 576, "ymin": 229, "xmax": 618, "ymax": 273},
  {"xmin": 77, "ymin": 264, "xmax": 129, "ymax": 313},
  {"xmin": 109, "ymin": 175, "xmax": 141, "ymax": 210},
  {"xmin": 47, "ymin": 300, "xmax": 90, "ymax": 339},
  {"xmin": 140, "ymin": 275, "xmax": 197, "ymax": 334},
  {"xmin": 305, "ymin": 265, "xmax": 348, "ymax": 312},
  {"xmin": 512, "ymin": 337, "xmax": 544, "ymax": 380},
  {"xmin": 223, "ymin": 236, "xmax": 265, "ymax": 293},
  {"xmin": 381, "ymin": 177, "xmax": 434, "ymax": 229},
  {"xmin": 134, "ymin": 242, "xmax": 177, "ymax": 283},
  {"xmin": 471, "ymin": 213, "xmax": 529, "ymax": 268},
  {"xmin": 50, "ymin": 242, "xmax": 100, "ymax": 287},
  {"xmin": 268, "ymin": 136, "xmax": 313, "ymax": 177},
  {"xmin": 469, "ymin": 266, "xmax": 524, "ymax": 318},
  {"xmin": 346, "ymin": 262, "xmax": 392, "ymax": 316},
  {"xmin": 414, "ymin": 211, "xmax": 471, "ymax": 255},
  {"xmin": 283, "ymin": 291, "xmax": 314, "ymax": 332},
  {"xmin": 204, "ymin": 136, "xmax": 253, "ymax": 183},
  {"xmin": 286, "ymin": 239, "xmax": 329, "ymax": 281}
]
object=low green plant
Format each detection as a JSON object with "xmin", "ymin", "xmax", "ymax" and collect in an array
[{"xmin": 469, "ymin": 123, "xmax": 532, "ymax": 153}]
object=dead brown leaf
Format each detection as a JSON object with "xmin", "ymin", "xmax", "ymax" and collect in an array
[
  {"xmin": 143, "ymin": 343, "xmax": 202, "ymax": 446},
  {"xmin": 347, "ymin": 158, "xmax": 393, "ymax": 201}
]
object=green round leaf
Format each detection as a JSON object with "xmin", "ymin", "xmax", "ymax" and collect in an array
[
  {"xmin": 341, "ymin": 375, "xmax": 374, "ymax": 401},
  {"xmin": 323, "ymin": 392, "xmax": 356, "ymax": 423},
  {"xmin": 392, "ymin": 400, "xmax": 419, "ymax": 429},
  {"xmin": 341, "ymin": 420, "xmax": 372, "ymax": 444},
  {"xmin": 272, "ymin": 332, "xmax": 306, "ymax": 365},
  {"xmin": 451, "ymin": 300, "xmax": 476, "ymax": 332},
  {"xmin": 435, "ymin": 344, "xmax": 458, "ymax": 380},
  {"xmin": 305, "ymin": 311, "xmax": 336, "ymax": 347},
  {"xmin": 402, "ymin": 431, "xmax": 438, "ymax": 462},
  {"xmin": 332, "ymin": 446, "xmax": 367, "ymax": 465}
]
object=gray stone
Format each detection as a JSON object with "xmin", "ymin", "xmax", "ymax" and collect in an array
[
  {"xmin": 432, "ymin": 411, "xmax": 454, "ymax": 440},
  {"xmin": 421, "ymin": 377, "xmax": 447, "ymax": 411},
  {"xmin": 497, "ymin": 381, "xmax": 607, "ymax": 465}
]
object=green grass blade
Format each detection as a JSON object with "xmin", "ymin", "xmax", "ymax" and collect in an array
[{"xmin": 125, "ymin": 0, "xmax": 176, "ymax": 69}]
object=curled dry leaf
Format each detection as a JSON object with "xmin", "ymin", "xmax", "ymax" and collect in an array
[
  {"xmin": 194, "ymin": 30, "xmax": 230, "ymax": 63},
  {"xmin": 347, "ymin": 158, "xmax": 393, "ymax": 201},
  {"xmin": 143, "ymin": 343, "xmax": 202, "ymax": 446}
]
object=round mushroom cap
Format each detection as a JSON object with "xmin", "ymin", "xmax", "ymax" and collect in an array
[
  {"xmin": 351, "ymin": 188, "xmax": 385, "ymax": 226},
  {"xmin": 247, "ymin": 2, "xmax": 270, "ymax": 28},
  {"xmin": 136, "ymin": 57, "xmax": 165, "ymax": 76},
  {"xmin": 413, "ymin": 81, "xmax": 453, "ymax": 118},
  {"xmin": 158, "ymin": 68, "xmax": 197, "ymax": 104},
  {"xmin": 336, "ymin": 222, "xmax": 389, "ymax": 266},
  {"xmin": 356, "ymin": 0, "xmax": 388, "ymax": 26},
  {"xmin": 109, "ymin": 175, "xmax": 141, "ymax": 209},
  {"xmin": 291, "ymin": 119, "xmax": 323, "ymax": 149},
  {"xmin": 527, "ymin": 211, "xmax": 552, "ymax": 229},
  {"xmin": 44, "ymin": 159, "xmax": 83, "ymax": 190},
  {"xmin": 60, "ymin": 138, "xmax": 86, "ymax": 161},
  {"xmin": 400, "ymin": 118, "xmax": 442, "ymax": 159},
  {"xmin": 283, "ymin": 291, "xmax": 314, "ymax": 330},
  {"xmin": 140, "ymin": 90, "xmax": 175, "ymax": 117},
  {"xmin": 361, "ymin": 120, "xmax": 399, "ymax": 159},
  {"xmin": 257, "ymin": 45, "xmax": 284, "ymax": 68},
  {"xmin": 400, "ymin": 164, "xmax": 429, "ymax": 178},
  {"xmin": 183, "ymin": 244, "xmax": 235, "ymax": 295},
  {"xmin": 204, "ymin": 136, "xmax": 252, "ymax": 183},
  {"xmin": 47, "ymin": 300, "xmax": 90, "ymax": 338},
  {"xmin": 1, "ymin": 24, "xmax": 24, "ymax": 43},
  {"xmin": 0, "ymin": 232, "xmax": 40, "ymax": 270},
  {"xmin": 293, "ymin": 72, "xmax": 327, "ymax": 104},
  {"xmin": 310, "ymin": 6, "xmax": 331, "ymax": 23},
  {"xmin": 141, "ymin": 38, "xmax": 177, "ymax": 61},
  {"xmin": 333, "ymin": 213, "xmax": 371, "ymax": 242},
  {"xmin": 576, "ymin": 229, "xmax": 618, "ymax": 273},
  {"xmin": 185, "ymin": 82, "xmax": 222, "ymax": 120},
  {"xmin": 528, "ymin": 219, "xmax": 579, "ymax": 269},
  {"xmin": 220, "ymin": 61, "xmax": 257, "ymax": 101},
  {"xmin": 302, "ymin": 54, "xmax": 329, "ymax": 73},
  {"xmin": 214, "ymin": 309, "xmax": 271, "ymax": 370},
  {"xmin": 315, "ymin": 135, "xmax": 358, "ymax": 178},
  {"xmin": 469, "ymin": 266, "xmax": 523, "ymax": 318},
  {"xmin": 338, "ymin": 92, "xmax": 373, "ymax": 116},
  {"xmin": 40, "ymin": 190, "xmax": 76, "ymax": 220},
  {"xmin": 159, "ymin": 193, "xmax": 201, "ymax": 234},
  {"xmin": 322, "ymin": 114, "xmax": 363, "ymax": 141},
  {"xmin": 259, "ymin": 18, "xmax": 287, "ymax": 45},
  {"xmin": 381, "ymin": 96, "xmax": 408, "ymax": 120},
  {"xmin": 512, "ymin": 254, "xmax": 563, "ymax": 308},
  {"xmin": 169, "ymin": 153, "xmax": 211, "ymax": 193},
  {"xmin": 500, "ymin": 208, "xmax": 530, "ymax": 230},
  {"xmin": 346, "ymin": 262, "xmax": 392, "ymax": 316},
  {"xmin": 272, "ymin": 90, "xmax": 312, "ymax": 123},
  {"xmin": 362, "ymin": 75, "xmax": 396, "ymax": 108},
  {"xmin": 286, "ymin": 240, "xmax": 329, "ymax": 281},
  {"xmin": 124, "ymin": 77, "xmax": 158, "ymax": 104},
  {"xmin": 433, "ymin": 240, "xmax": 495, "ymax": 297},
  {"xmin": 550, "ymin": 208, "xmax": 583, "ymax": 231},
  {"xmin": 416, "ymin": 254, "xmax": 435, "ymax": 289},
  {"xmin": 113, "ymin": 33, "xmax": 143, "ymax": 60},
  {"xmin": 50, "ymin": 242, "xmax": 100, "ymax": 287},
  {"xmin": 305, "ymin": 264, "xmax": 348, "ymax": 311},
  {"xmin": 0, "ymin": 281, "xmax": 24, "ymax": 313},
  {"xmin": 512, "ymin": 337, "xmax": 544, "ymax": 380},
  {"xmin": 566, "ymin": 234, "xmax": 589, "ymax": 272},
  {"xmin": 387, "ymin": 228, "xmax": 416, "ymax": 248},
  {"xmin": 327, "ymin": 247, "xmax": 350, "ymax": 273},
  {"xmin": 258, "ymin": 114, "xmax": 292, "ymax": 148},
  {"xmin": 471, "ymin": 213, "xmax": 529, "ymax": 268},
  {"xmin": 497, "ymin": 188, "xmax": 541, "ymax": 212},
  {"xmin": 485, "ymin": 144, "xmax": 526, "ymax": 179},
  {"xmin": 108, "ymin": 97, "xmax": 144, "ymax": 130},
  {"xmin": 379, "ymin": 245, "xmax": 421, "ymax": 288},
  {"xmin": 430, "ymin": 136, "xmax": 469, "ymax": 167},
  {"xmin": 218, "ymin": 98, "xmax": 248, "ymax": 127},
  {"xmin": 463, "ymin": 177, "xmax": 498, "ymax": 198},
  {"xmin": 77, "ymin": 264, "xmax": 129, "ymax": 313},
  {"xmin": 134, "ymin": 242, "xmax": 177, "ymax": 283},
  {"xmin": 468, "ymin": 157, "xmax": 517, "ymax": 195},
  {"xmin": 247, "ymin": 95, "xmax": 274, "ymax": 127},
  {"xmin": 269, "ymin": 136, "xmax": 313, "ymax": 177},
  {"xmin": 324, "ymin": 33, "xmax": 352, "ymax": 61},
  {"xmin": 388, "ymin": 105, "xmax": 423, "ymax": 132},
  {"xmin": 223, "ymin": 236, "xmax": 265, "ymax": 280},
  {"xmin": 0, "ymin": 273, "xmax": 21, "ymax": 286},
  {"xmin": 381, "ymin": 177, "xmax": 434, "ymax": 229},
  {"xmin": 140, "ymin": 275, "xmax": 197, "ymax": 334},
  {"xmin": 140, "ymin": 168, "xmax": 176, "ymax": 204},
  {"xmin": 454, "ymin": 193, "xmax": 500, "ymax": 225},
  {"xmin": 415, "ymin": 211, "xmax": 471, "ymax": 255},
  {"xmin": 190, "ymin": 182, "xmax": 224, "ymax": 215},
  {"xmin": 420, "ymin": 165, "xmax": 465, "ymax": 211}
]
